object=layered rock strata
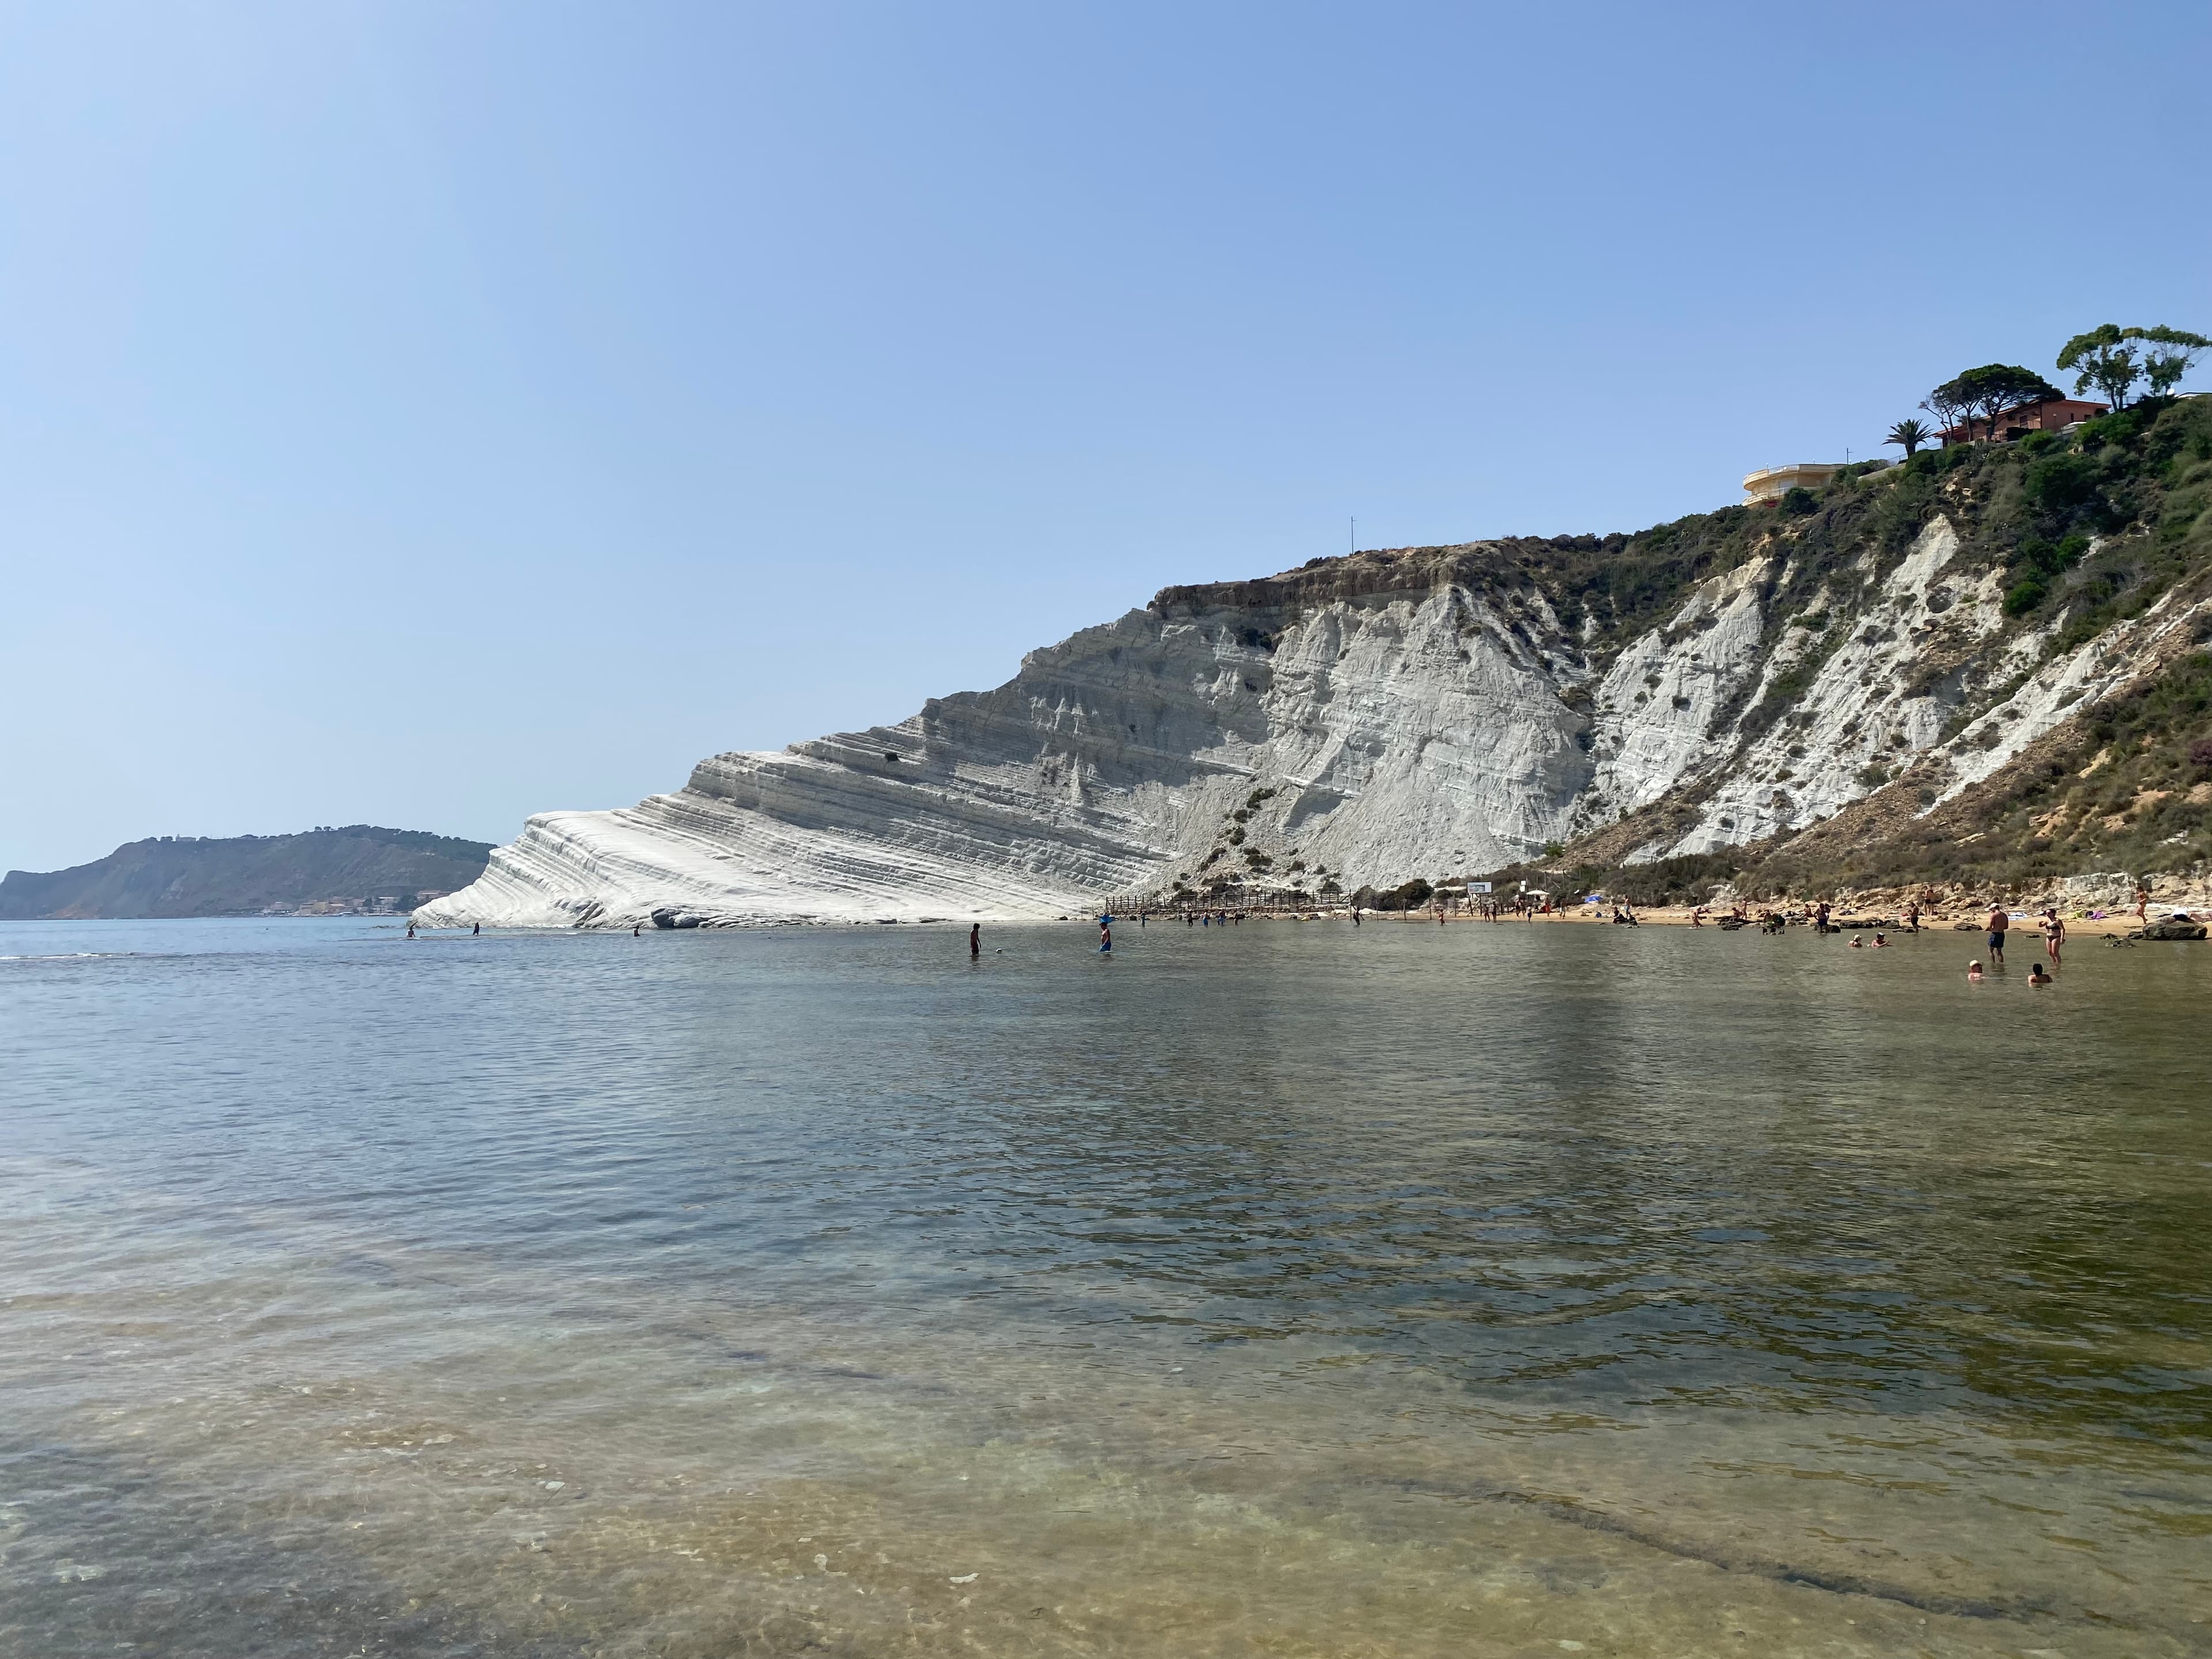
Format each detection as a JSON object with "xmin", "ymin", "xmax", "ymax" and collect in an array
[{"xmin": 424, "ymin": 484, "xmax": 2210, "ymax": 929}]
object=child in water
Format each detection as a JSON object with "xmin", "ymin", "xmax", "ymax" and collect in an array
[
  {"xmin": 1967, "ymin": 960, "xmax": 1984, "ymax": 981},
  {"xmin": 2028, "ymin": 963, "xmax": 2052, "ymax": 986}
]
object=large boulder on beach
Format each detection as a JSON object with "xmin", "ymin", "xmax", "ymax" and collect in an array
[{"xmin": 2131, "ymin": 917, "xmax": 2207, "ymax": 941}]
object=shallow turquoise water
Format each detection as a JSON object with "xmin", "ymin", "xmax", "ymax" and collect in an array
[{"xmin": 1, "ymin": 915, "xmax": 2207, "ymax": 1656}]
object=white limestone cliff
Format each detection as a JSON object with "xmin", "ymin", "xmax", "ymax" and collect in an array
[{"xmin": 419, "ymin": 516, "xmax": 2198, "ymax": 929}]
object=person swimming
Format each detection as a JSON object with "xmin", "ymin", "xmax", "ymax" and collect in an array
[
  {"xmin": 2028, "ymin": 963, "xmax": 2052, "ymax": 985},
  {"xmin": 1967, "ymin": 959, "xmax": 1983, "ymax": 981},
  {"xmin": 1872, "ymin": 932, "xmax": 1887, "ymax": 947},
  {"xmin": 1849, "ymin": 936, "xmax": 1863, "ymax": 948}
]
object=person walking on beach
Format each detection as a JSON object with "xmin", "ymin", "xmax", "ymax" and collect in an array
[
  {"xmin": 2135, "ymin": 883, "xmax": 2150, "ymax": 925},
  {"xmin": 1986, "ymin": 902, "xmax": 2010, "ymax": 965},
  {"xmin": 969, "ymin": 922, "xmax": 981, "ymax": 959},
  {"xmin": 2041, "ymin": 908, "xmax": 2065, "ymax": 965}
]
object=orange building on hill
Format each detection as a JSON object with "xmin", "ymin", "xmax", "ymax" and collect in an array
[{"xmin": 1938, "ymin": 396, "xmax": 2106, "ymax": 445}]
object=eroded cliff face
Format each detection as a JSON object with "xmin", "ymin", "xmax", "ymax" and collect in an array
[
  {"xmin": 422, "ymin": 573, "xmax": 1607, "ymax": 927},
  {"xmin": 422, "ymin": 416, "xmax": 2212, "ymax": 927}
]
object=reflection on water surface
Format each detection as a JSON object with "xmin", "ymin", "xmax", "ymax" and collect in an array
[{"xmin": 2, "ymin": 915, "xmax": 2207, "ymax": 1656}]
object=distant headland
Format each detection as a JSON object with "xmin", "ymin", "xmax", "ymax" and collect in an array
[{"xmin": 0, "ymin": 827, "xmax": 493, "ymax": 921}]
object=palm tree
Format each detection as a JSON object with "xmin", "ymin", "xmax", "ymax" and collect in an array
[{"xmin": 1885, "ymin": 418, "xmax": 1932, "ymax": 457}]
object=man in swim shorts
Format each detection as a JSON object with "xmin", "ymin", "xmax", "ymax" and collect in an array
[{"xmin": 1986, "ymin": 902, "xmax": 2009, "ymax": 964}]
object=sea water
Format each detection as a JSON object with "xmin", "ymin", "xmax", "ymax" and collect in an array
[{"xmin": 1, "ymin": 915, "xmax": 2207, "ymax": 1657}]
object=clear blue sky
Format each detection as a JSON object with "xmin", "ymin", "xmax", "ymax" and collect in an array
[{"xmin": 4, "ymin": 2, "xmax": 2207, "ymax": 874}]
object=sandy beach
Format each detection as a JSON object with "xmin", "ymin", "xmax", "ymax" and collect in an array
[{"xmin": 1269, "ymin": 903, "xmax": 2196, "ymax": 937}]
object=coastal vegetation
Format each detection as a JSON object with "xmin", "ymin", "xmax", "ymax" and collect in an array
[
  {"xmin": 2058, "ymin": 323, "xmax": 2211, "ymax": 410},
  {"xmin": 1502, "ymin": 389, "xmax": 2212, "ymax": 907}
]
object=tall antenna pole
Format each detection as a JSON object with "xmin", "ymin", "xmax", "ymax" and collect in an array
[{"xmin": 1350, "ymin": 517, "xmax": 1356, "ymax": 555}]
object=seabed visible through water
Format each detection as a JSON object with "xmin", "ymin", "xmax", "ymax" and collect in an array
[{"xmin": 2, "ymin": 915, "xmax": 2207, "ymax": 1657}]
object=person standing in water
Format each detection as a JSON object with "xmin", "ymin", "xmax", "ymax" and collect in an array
[
  {"xmin": 969, "ymin": 922, "xmax": 981, "ymax": 959},
  {"xmin": 1099, "ymin": 914, "xmax": 1112, "ymax": 953},
  {"xmin": 2041, "ymin": 907, "xmax": 2065, "ymax": 965},
  {"xmin": 1986, "ymin": 901, "xmax": 2009, "ymax": 965},
  {"xmin": 406, "ymin": 921, "xmax": 416, "ymax": 939},
  {"xmin": 472, "ymin": 922, "xmax": 480, "ymax": 935}
]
